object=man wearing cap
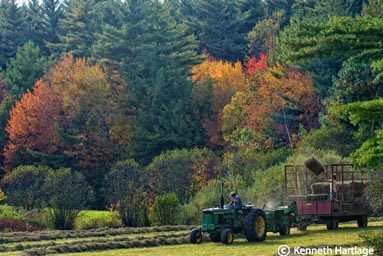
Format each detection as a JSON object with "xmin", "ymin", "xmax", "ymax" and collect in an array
[{"xmin": 230, "ymin": 192, "xmax": 242, "ymax": 213}]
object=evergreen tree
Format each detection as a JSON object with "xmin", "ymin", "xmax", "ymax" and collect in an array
[
  {"xmin": 25, "ymin": 0, "xmax": 46, "ymax": 55},
  {"xmin": 39, "ymin": 0, "xmax": 63, "ymax": 56},
  {"xmin": 55, "ymin": 0, "xmax": 100, "ymax": 58},
  {"xmin": 4, "ymin": 41, "xmax": 48, "ymax": 100},
  {"xmin": 183, "ymin": 0, "xmax": 252, "ymax": 62},
  {"xmin": 96, "ymin": 0, "xmax": 202, "ymax": 163},
  {"xmin": 0, "ymin": 0, "xmax": 27, "ymax": 70},
  {"xmin": 0, "ymin": 41, "xmax": 48, "ymax": 172}
]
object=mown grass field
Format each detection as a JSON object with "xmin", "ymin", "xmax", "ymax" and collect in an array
[{"xmin": 0, "ymin": 221, "xmax": 381, "ymax": 256}]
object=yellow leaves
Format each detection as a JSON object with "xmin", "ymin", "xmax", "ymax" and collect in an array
[{"xmin": 48, "ymin": 54, "xmax": 111, "ymax": 118}]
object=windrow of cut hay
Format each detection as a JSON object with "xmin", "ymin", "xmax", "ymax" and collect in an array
[
  {"xmin": 2, "ymin": 231, "xmax": 190, "ymax": 255},
  {"xmin": 0, "ymin": 225, "xmax": 195, "ymax": 243},
  {"xmin": 18, "ymin": 232, "xmax": 191, "ymax": 256}
]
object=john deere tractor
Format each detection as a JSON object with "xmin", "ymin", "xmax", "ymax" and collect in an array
[{"xmin": 190, "ymin": 184, "xmax": 299, "ymax": 244}]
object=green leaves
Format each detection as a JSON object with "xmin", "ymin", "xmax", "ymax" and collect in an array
[{"xmin": 279, "ymin": 16, "xmax": 383, "ymax": 69}]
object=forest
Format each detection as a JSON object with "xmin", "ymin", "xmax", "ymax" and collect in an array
[{"xmin": 0, "ymin": 0, "xmax": 382, "ymax": 230}]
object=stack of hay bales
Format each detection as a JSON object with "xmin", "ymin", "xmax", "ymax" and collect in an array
[
  {"xmin": 311, "ymin": 182, "xmax": 330, "ymax": 194},
  {"xmin": 336, "ymin": 180, "xmax": 369, "ymax": 202},
  {"xmin": 307, "ymin": 182, "xmax": 330, "ymax": 201},
  {"xmin": 287, "ymin": 195, "xmax": 307, "ymax": 201}
]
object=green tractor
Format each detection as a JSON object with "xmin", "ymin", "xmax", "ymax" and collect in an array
[{"xmin": 190, "ymin": 184, "xmax": 299, "ymax": 244}]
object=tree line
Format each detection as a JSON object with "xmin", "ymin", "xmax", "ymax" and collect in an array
[{"xmin": 0, "ymin": 0, "xmax": 382, "ymax": 227}]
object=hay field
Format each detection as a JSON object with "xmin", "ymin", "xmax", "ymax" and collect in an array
[{"xmin": 0, "ymin": 221, "xmax": 382, "ymax": 256}]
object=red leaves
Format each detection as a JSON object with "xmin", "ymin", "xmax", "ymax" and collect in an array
[{"xmin": 246, "ymin": 54, "xmax": 268, "ymax": 75}]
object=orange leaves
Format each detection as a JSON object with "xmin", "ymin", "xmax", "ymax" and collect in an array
[
  {"xmin": 218, "ymin": 60, "xmax": 321, "ymax": 150},
  {"xmin": 246, "ymin": 54, "xmax": 268, "ymax": 75},
  {"xmin": 4, "ymin": 54, "xmax": 124, "ymax": 172},
  {"xmin": 4, "ymin": 80, "xmax": 60, "ymax": 170},
  {"xmin": 191, "ymin": 59, "xmax": 248, "ymax": 147},
  {"xmin": 48, "ymin": 55, "xmax": 111, "ymax": 119},
  {"xmin": 192, "ymin": 59, "xmax": 247, "ymax": 111}
]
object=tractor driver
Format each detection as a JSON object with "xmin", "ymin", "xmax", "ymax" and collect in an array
[{"xmin": 230, "ymin": 192, "xmax": 242, "ymax": 212}]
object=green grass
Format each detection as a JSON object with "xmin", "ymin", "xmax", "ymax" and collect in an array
[
  {"xmin": 52, "ymin": 221, "xmax": 383, "ymax": 256},
  {"xmin": 74, "ymin": 210, "xmax": 123, "ymax": 230},
  {"xmin": 0, "ymin": 221, "xmax": 381, "ymax": 256}
]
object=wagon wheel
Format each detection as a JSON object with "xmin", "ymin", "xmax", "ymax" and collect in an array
[
  {"xmin": 243, "ymin": 209, "xmax": 267, "ymax": 242},
  {"xmin": 297, "ymin": 224, "xmax": 307, "ymax": 231},
  {"xmin": 357, "ymin": 216, "xmax": 368, "ymax": 228},
  {"xmin": 326, "ymin": 218, "xmax": 338, "ymax": 230}
]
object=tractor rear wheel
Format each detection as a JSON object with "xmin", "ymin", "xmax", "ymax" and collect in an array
[
  {"xmin": 209, "ymin": 231, "xmax": 221, "ymax": 242},
  {"xmin": 190, "ymin": 228, "xmax": 202, "ymax": 244},
  {"xmin": 279, "ymin": 222, "xmax": 290, "ymax": 236},
  {"xmin": 357, "ymin": 216, "xmax": 368, "ymax": 227},
  {"xmin": 221, "ymin": 228, "xmax": 234, "ymax": 244},
  {"xmin": 243, "ymin": 209, "xmax": 267, "ymax": 242}
]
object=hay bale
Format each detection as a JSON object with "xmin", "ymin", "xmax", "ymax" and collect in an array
[
  {"xmin": 287, "ymin": 195, "xmax": 307, "ymax": 201},
  {"xmin": 307, "ymin": 194, "xmax": 329, "ymax": 201},
  {"xmin": 304, "ymin": 157, "xmax": 325, "ymax": 175},
  {"xmin": 311, "ymin": 182, "xmax": 330, "ymax": 194},
  {"xmin": 336, "ymin": 181, "xmax": 370, "ymax": 202}
]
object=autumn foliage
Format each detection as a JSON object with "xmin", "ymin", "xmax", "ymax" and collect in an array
[
  {"xmin": 4, "ymin": 55, "xmax": 124, "ymax": 174},
  {"xmin": 191, "ymin": 59, "xmax": 248, "ymax": 147},
  {"xmin": 4, "ymin": 80, "xmax": 60, "ymax": 170},
  {"xmin": 192, "ymin": 56, "xmax": 321, "ymax": 150}
]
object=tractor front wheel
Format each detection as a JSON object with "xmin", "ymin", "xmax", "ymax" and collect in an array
[
  {"xmin": 190, "ymin": 228, "xmax": 202, "ymax": 244},
  {"xmin": 221, "ymin": 228, "xmax": 234, "ymax": 244},
  {"xmin": 243, "ymin": 209, "xmax": 267, "ymax": 242}
]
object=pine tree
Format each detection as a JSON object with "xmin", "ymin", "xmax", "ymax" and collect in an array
[
  {"xmin": 4, "ymin": 41, "xmax": 48, "ymax": 100},
  {"xmin": 95, "ymin": 0, "xmax": 202, "ymax": 163},
  {"xmin": 25, "ymin": 0, "xmax": 46, "ymax": 55},
  {"xmin": 184, "ymin": 0, "xmax": 251, "ymax": 62},
  {"xmin": 0, "ymin": 0, "xmax": 27, "ymax": 70},
  {"xmin": 39, "ymin": 0, "xmax": 63, "ymax": 56},
  {"xmin": 55, "ymin": 0, "xmax": 100, "ymax": 58}
]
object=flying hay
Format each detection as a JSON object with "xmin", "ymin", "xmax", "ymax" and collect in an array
[{"xmin": 304, "ymin": 157, "xmax": 325, "ymax": 176}]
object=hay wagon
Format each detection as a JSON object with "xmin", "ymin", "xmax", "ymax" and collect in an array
[{"xmin": 284, "ymin": 163, "xmax": 371, "ymax": 230}]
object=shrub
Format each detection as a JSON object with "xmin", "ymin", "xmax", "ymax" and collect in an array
[
  {"xmin": 1, "ymin": 165, "xmax": 52, "ymax": 210},
  {"xmin": 364, "ymin": 180, "xmax": 383, "ymax": 216},
  {"xmin": 145, "ymin": 148, "xmax": 220, "ymax": 204},
  {"xmin": 75, "ymin": 210, "xmax": 123, "ymax": 230},
  {"xmin": 0, "ymin": 189, "xmax": 5, "ymax": 205},
  {"xmin": 149, "ymin": 193, "xmax": 181, "ymax": 226},
  {"xmin": 0, "ymin": 217, "xmax": 42, "ymax": 232},
  {"xmin": 104, "ymin": 159, "xmax": 147, "ymax": 227},
  {"xmin": 44, "ymin": 168, "xmax": 94, "ymax": 230},
  {"xmin": 298, "ymin": 126, "xmax": 357, "ymax": 157},
  {"xmin": 180, "ymin": 201, "xmax": 201, "ymax": 225},
  {"xmin": 0, "ymin": 204, "xmax": 22, "ymax": 219},
  {"xmin": 360, "ymin": 232, "xmax": 383, "ymax": 255}
]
